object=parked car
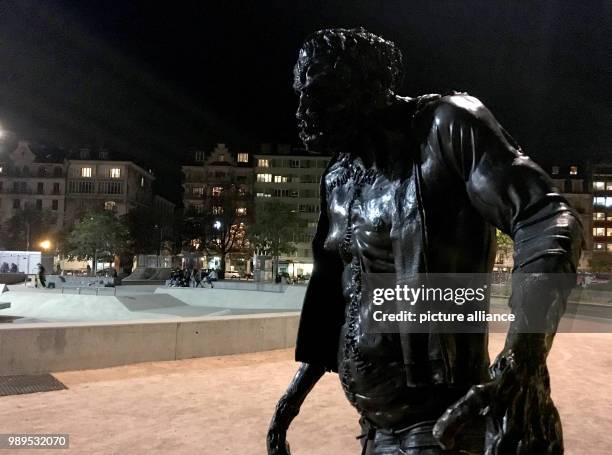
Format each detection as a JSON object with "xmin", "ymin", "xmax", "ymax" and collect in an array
[{"xmin": 225, "ymin": 270, "xmax": 241, "ymax": 279}]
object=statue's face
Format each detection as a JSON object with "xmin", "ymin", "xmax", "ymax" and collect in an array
[{"xmin": 294, "ymin": 56, "xmax": 359, "ymax": 151}]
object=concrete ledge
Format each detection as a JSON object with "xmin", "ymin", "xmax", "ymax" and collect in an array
[
  {"xmin": 0, "ymin": 313, "xmax": 300, "ymax": 376},
  {"xmin": 0, "ymin": 273, "xmax": 26, "ymax": 285}
]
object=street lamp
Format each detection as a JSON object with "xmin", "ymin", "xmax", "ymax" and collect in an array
[{"xmin": 39, "ymin": 240, "xmax": 52, "ymax": 250}]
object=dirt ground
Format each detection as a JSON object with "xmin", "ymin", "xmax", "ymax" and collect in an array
[{"xmin": 0, "ymin": 333, "xmax": 610, "ymax": 454}]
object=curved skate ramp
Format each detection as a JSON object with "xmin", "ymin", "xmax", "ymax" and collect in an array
[{"xmin": 0, "ymin": 286, "xmax": 305, "ymax": 323}]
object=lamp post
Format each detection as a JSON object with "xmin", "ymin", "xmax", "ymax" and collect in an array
[
  {"xmin": 39, "ymin": 240, "xmax": 52, "ymax": 251},
  {"xmin": 25, "ymin": 221, "xmax": 30, "ymax": 252},
  {"xmin": 154, "ymin": 225, "xmax": 163, "ymax": 268}
]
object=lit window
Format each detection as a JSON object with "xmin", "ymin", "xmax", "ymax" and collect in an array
[
  {"xmin": 256, "ymin": 192, "xmax": 271, "ymax": 198},
  {"xmin": 140, "ymin": 177, "xmax": 145, "ymax": 187},
  {"xmin": 569, "ymin": 166, "xmax": 578, "ymax": 175},
  {"xmin": 274, "ymin": 175, "xmax": 282, "ymax": 183},
  {"xmin": 218, "ymin": 154, "xmax": 225, "ymax": 162},
  {"xmin": 593, "ymin": 227, "xmax": 605, "ymax": 237},
  {"xmin": 104, "ymin": 201, "xmax": 116, "ymax": 211},
  {"xmin": 607, "ymin": 181, "xmax": 612, "ymax": 191},
  {"xmin": 0, "ymin": 166, "xmax": 3, "ymax": 174},
  {"xmin": 81, "ymin": 167, "xmax": 92, "ymax": 178},
  {"xmin": 237, "ymin": 153, "xmax": 248, "ymax": 163},
  {"xmin": 110, "ymin": 168, "xmax": 121, "ymax": 179},
  {"xmin": 257, "ymin": 173, "xmax": 272, "ymax": 183},
  {"xmin": 607, "ymin": 197, "xmax": 612, "ymax": 208},
  {"xmin": 607, "ymin": 228, "xmax": 612, "ymax": 237},
  {"xmin": 594, "ymin": 212, "xmax": 605, "ymax": 221},
  {"xmin": 212, "ymin": 186, "xmax": 223, "ymax": 197},
  {"xmin": 236, "ymin": 207, "xmax": 247, "ymax": 216},
  {"xmin": 551, "ymin": 166, "xmax": 559, "ymax": 175},
  {"xmin": 193, "ymin": 187, "xmax": 204, "ymax": 196},
  {"xmin": 593, "ymin": 181, "xmax": 605, "ymax": 191},
  {"xmin": 608, "ymin": 244, "xmax": 612, "ymax": 252},
  {"xmin": 258, "ymin": 159, "xmax": 269, "ymax": 168},
  {"xmin": 213, "ymin": 206, "xmax": 223, "ymax": 215},
  {"xmin": 594, "ymin": 197, "xmax": 606, "ymax": 206}
]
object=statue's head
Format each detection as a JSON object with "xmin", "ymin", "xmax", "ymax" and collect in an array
[{"xmin": 294, "ymin": 27, "xmax": 403, "ymax": 151}]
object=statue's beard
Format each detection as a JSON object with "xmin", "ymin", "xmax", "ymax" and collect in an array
[
  {"xmin": 298, "ymin": 122, "xmax": 324, "ymax": 150},
  {"xmin": 298, "ymin": 116, "xmax": 357, "ymax": 153}
]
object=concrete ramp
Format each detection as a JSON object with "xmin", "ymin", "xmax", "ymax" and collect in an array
[
  {"xmin": 154, "ymin": 286, "xmax": 305, "ymax": 311},
  {"xmin": 0, "ymin": 285, "xmax": 304, "ymax": 323},
  {"xmin": 123, "ymin": 267, "xmax": 172, "ymax": 282}
]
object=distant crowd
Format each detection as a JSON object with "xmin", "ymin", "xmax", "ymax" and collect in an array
[{"xmin": 168, "ymin": 267, "xmax": 217, "ymax": 288}]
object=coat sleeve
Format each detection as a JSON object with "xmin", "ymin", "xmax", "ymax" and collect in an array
[
  {"xmin": 294, "ymin": 159, "xmax": 346, "ymax": 372},
  {"xmin": 428, "ymin": 94, "xmax": 583, "ymax": 273},
  {"xmin": 428, "ymin": 94, "xmax": 584, "ymax": 335}
]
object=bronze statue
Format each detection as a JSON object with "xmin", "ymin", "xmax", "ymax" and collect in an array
[{"xmin": 268, "ymin": 28, "xmax": 583, "ymax": 454}]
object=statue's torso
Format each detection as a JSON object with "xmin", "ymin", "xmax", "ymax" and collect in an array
[{"xmin": 324, "ymin": 153, "xmax": 464, "ymax": 429}]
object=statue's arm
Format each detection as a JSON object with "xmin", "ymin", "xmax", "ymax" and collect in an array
[
  {"xmin": 430, "ymin": 94, "xmax": 583, "ymax": 453},
  {"xmin": 267, "ymin": 362, "xmax": 325, "ymax": 455}
]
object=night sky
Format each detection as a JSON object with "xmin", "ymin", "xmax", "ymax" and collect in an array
[{"xmin": 0, "ymin": 0, "xmax": 610, "ymax": 201}]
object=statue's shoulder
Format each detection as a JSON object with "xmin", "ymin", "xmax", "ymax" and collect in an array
[
  {"xmin": 323, "ymin": 152, "xmax": 351, "ymax": 190},
  {"xmin": 413, "ymin": 91, "xmax": 491, "ymax": 127}
]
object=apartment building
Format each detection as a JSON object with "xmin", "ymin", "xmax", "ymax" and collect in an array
[
  {"xmin": 182, "ymin": 143, "xmax": 253, "ymax": 272},
  {"xmin": 64, "ymin": 147, "xmax": 155, "ymax": 227},
  {"xmin": 591, "ymin": 164, "xmax": 612, "ymax": 254},
  {"xmin": 0, "ymin": 141, "xmax": 66, "ymax": 229},
  {"xmin": 253, "ymin": 143, "xmax": 329, "ymax": 275}
]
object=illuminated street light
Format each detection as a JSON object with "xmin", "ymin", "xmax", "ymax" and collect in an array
[
  {"xmin": 213, "ymin": 220, "xmax": 222, "ymax": 230},
  {"xmin": 39, "ymin": 240, "xmax": 52, "ymax": 250}
]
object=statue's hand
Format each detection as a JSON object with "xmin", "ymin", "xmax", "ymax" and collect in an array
[
  {"xmin": 433, "ymin": 350, "xmax": 563, "ymax": 454},
  {"xmin": 267, "ymin": 395, "xmax": 299, "ymax": 455},
  {"xmin": 266, "ymin": 423, "xmax": 290, "ymax": 455}
]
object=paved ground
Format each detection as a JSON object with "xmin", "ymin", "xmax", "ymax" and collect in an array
[{"xmin": 0, "ymin": 333, "xmax": 610, "ymax": 454}]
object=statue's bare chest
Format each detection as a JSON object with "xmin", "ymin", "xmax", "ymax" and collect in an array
[{"xmin": 323, "ymin": 157, "xmax": 401, "ymax": 271}]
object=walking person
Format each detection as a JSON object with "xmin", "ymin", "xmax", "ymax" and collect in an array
[
  {"xmin": 204, "ymin": 269, "xmax": 214, "ymax": 288},
  {"xmin": 37, "ymin": 263, "xmax": 47, "ymax": 288},
  {"xmin": 193, "ymin": 268, "xmax": 203, "ymax": 288}
]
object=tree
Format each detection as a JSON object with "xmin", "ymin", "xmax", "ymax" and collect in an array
[
  {"xmin": 123, "ymin": 206, "xmax": 162, "ymax": 255},
  {"xmin": 183, "ymin": 183, "xmax": 251, "ymax": 277},
  {"xmin": 495, "ymin": 229, "xmax": 514, "ymax": 265},
  {"xmin": 249, "ymin": 201, "xmax": 306, "ymax": 278},
  {"xmin": 590, "ymin": 253, "xmax": 612, "ymax": 273},
  {"xmin": 0, "ymin": 207, "xmax": 57, "ymax": 251},
  {"xmin": 63, "ymin": 211, "xmax": 130, "ymax": 272}
]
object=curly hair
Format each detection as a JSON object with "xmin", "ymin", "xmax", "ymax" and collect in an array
[{"xmin": 294, "ymin": 27, "xmax": 404, "ymax": 95}]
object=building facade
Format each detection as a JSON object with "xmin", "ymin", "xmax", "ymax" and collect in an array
[
  {"xmin": 0, "ymin": 141, "xmax": 66, "ymax": 230},
  {"xmin": 253, "ymin": 144, "xmax": 329, "ymax": 275},
  {"xmin": 591, "ymin": 164, "xmax": 612, "ymax": 254},
  {"xmin": 64, "ymin": 147, "xmax": 155, "ymax": 227},
  {"xmin": 182, "ymin": 143, "xmax": 253, "ymax": 273}
]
